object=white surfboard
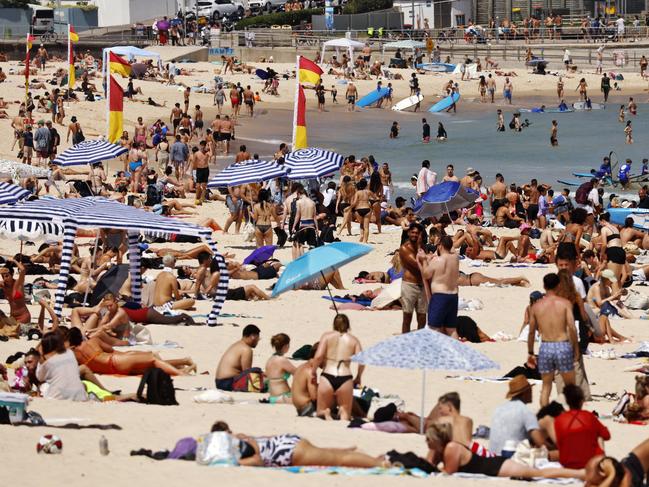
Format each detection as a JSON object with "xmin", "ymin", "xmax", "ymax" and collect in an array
[
  {"xmin": 391, "ymin": 94, "xmax": 424, "ymax": 111},
  {"xmin": 572, "ymin": 101, "xmax": 606, "ymax": 110}
]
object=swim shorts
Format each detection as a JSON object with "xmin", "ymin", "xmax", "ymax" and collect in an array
[
  {"xmin": 537, "ymin": 341, "xmax": 574, "ymax": 375},
  {"xmin": 606, "ymin": 246, "xmax": 626, "ymax": 265},
  {"xmin": 621, "ymin": 453, "xmax": 645, "ymax": 487},
  {"xmin": 527, "ymin": 204, "xmax": 539, "ymax": 221},
  {"xmin": 215, "ymin": 377, "xmax": 234, "ymax": 391},
  {"xmin": 226, "ymin": 195, "xmax": 243, "ymax": 214},
  {"xmin": 347, "ymin": 96, "xmax": 356, "ymax": 104},
  {"xmin": 298, "ymin": 400, "xmax": 317, "ymax": 417},
  {"xmin": 226, "ymin": 287, "xmax": 246, "ymax": 301},
  {"xmin": 427, "ymin": 292, "xmax": 459, "ymax": 328},
  {"xmin": 219, "ymin": 132, "xmax": 231, "ymax": 141},
  {"xmin": 400, "ymin": 281, "xmax": 426, "ymax": 315},
  {"xmin": 195, "ymin": 167, "xmax": 209, "ymax": 184}
]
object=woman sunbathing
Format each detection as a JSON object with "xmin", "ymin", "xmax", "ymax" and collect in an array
[
  {"xmin": 426, "ymin": 423, "xmax": 583, "ymax": 480},
  {"xmin": 584, "ymin": 438, "xmax": 649, "ymax": 487},
  {"xmin": 217, "ymin": 422, "xmax": 387, "ymax": 468},
  {"xmin": 68, "ymin": 327, "xmax": 195, "ymax": 376},
  {"xmin": 459, "ymin": 270, "xmax": 530, "ymax": 287}
]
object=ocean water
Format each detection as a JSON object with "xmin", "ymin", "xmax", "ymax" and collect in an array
[{"xmin": 307, "ymin": 103, "xmax": 649, "ymax": 196}]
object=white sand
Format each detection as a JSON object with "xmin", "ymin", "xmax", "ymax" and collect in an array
[{"xmin": 0, "ymin": 56, "xmax": 646, "ymax": 485}]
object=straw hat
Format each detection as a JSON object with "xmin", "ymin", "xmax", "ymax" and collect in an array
[
  {"xmin": 601, "ymin": 269, "xmax": 617, "ymax": 282},
  {"xmin": 506, "ymin": 374, "xmax": 533, "ymax": 399}
]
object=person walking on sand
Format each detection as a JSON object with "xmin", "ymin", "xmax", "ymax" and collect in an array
[
  {"xmin": 527, "ymin": 272, "xmax": 578, "ymax": 407},
  {"xmin": 625, "ymin": 120, "xmax": 633, "ymax": 144},
  {"xmin": 400, "ymin": 223, "xmax": 427, "ymax": 333},
  {"xmin": 550, "ymin": 120, "xmax": 559, "ymax": 147},
  {"xmin": 557, "ymin": 77, "xmax": 564, "ymax": 100},
  {"xmin": 487, "ymin": 74, "xmax": 496, "ymax": 103},
  {"xmin": 417, "ymin": 235, "xmax": 459, "ymax": 338}
]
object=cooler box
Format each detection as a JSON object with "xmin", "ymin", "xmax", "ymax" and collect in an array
[{"xmin": 0, "ymin": 392, "xmax": 29, "ymax": 423}]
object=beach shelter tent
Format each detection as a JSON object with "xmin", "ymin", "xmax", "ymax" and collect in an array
[
  {"xmin": 382, "ymin": 39, "xmax": 425, "ymax": 56},
  {"xmin": 321, "ymin": 38, "xmax": 365, "ymax": 65},
  {"xmin": 102, "ymin": 46, "xmax": 162, "ymax": 77},
  {"xmin": 0, "ymin": 197, "xmax": 229, "ymax": 326},
  {"xmin": 452, "ymin": 62, "xmax": 478, "ymax": 79}
]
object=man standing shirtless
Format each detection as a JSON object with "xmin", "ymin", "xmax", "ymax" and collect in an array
[
  {"xmin": 379, "ymin": 162, "xmax": 392, "ymax": 202},
  {"xmin": 219, "ymin": 115, "xmax": 233, "ymax": 154},
  {"xmin": 292, "ymin": 187, "xmax": 317, "ymax": 259},
  {"xmin": 489, "ymin": 173, "xmax": 507, "ymax": 215},
  {"xmin": 528, "ymin": 272, "xmax": 578, "ymax": 407},
  {"xmin": 418, "ymin": 235, "xmax": 459, "ymax": 338},
  {"xmin": 192, "ymin": 140, "xmax": 210, "ymax": 205},
  {"xmin": 399, "ymin": 223, "xmax": 426, "ymax": 334},
  {"xmin": 242, "ymin": 85, "xmax": 255, "ymax": 117},
  {"xmin": 346, "ymin": 82, "xmax": 358, "ymax": 112},
  {"xmin": 169, "ymin": 103, "xmax": 183, "ymax": 135}
]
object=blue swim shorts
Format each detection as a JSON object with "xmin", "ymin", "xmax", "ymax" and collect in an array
[{"xmin": 538, "ymin": 341, "xmax": 574, "ymax": 375}]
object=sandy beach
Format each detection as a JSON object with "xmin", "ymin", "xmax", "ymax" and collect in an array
[{"xmin": 0, "ymin": 52, "xmax": 648, "ymax": 486}]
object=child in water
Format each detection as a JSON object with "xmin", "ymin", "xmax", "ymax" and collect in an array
[{"xmin": 389, "ymin": 121, "xmax": 399, "ymax": 139}]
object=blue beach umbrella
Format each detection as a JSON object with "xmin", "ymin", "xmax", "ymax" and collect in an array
[
  {"xmin": 272, "ymin": 242, "xmax": 372, "ymax": 311},
  {"xmin": 243, "ymin": 245, "xmax": 277, "ymax": 266},
  {"xmin": 352, "ymin": 328, "xmax": 499, "ymax": 432},
  {"xmin": 283, "ymin": 148, "xmax": 343, "ymax": 180},
  {"xmin": 413, "ymin": 181, "xmax": 479, "ymax": 219},
  {"xmin": 207, "ymin": 159, "xmax": 288, "ymax": 188}
]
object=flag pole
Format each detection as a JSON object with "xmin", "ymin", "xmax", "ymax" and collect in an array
[
  {"xmin": 106, "ymin": 52, "xmax": 111, "ymax": 141},
  {"xmin": 291, "ymin": 55, "xmax": 300, "ymax": 149},
  {"xmin": 67, "ymin": 24, "xmax": 71, "ymax": 102},
  {"xmin": 25, "ymin": 34, "xmax": 30, "ymax": 105}
]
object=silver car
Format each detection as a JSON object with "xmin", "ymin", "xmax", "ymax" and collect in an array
[
  {"xmin": 247, "ymin": 0, "xmax": 286, "ymax": 13},
  {"xmin": 196, "ymin": 0, "xmax": 244, "ymax": 19}
]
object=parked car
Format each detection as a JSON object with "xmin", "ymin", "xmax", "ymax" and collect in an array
[
  {"xmin": 195, "ymin": 0, "xmax": 245, "ymax": 20},
  {"xmin": 247, "ymin": 0, "xmax": 286, "ymax": 14}
]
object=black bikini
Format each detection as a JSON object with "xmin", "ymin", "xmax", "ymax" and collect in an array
[
  {"xmin": 321, "ymin": 372, "xmax": 353, "ymax": 391},
  {"xmin": 356, "ymin": 208, "xmax": 371, "ymax": 217}
]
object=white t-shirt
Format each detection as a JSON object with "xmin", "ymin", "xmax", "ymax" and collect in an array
[
  {"xmin": 36, "ymin": 350, "xmax": 87, "ymax": 402},
  {"xmin": 587, "ymin": 187, "xmax": 599, "ymax": 208},
  {"xmin": 572, "ymin": 275, "xmax": 587, "ymax": 299},
  {"xmin": 416, "ymin": 168, "xmax": 437, "ymax": 195},
  {"xmin": 616, "ymin": 18, "xmax": 625, "ymax": 34}
]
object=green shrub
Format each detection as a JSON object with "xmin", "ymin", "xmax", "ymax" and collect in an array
[
  {"xmin": 343, "ymin": 0, "xmax": 393, "ymax": 14},
  {"xmin": 235, "ymin": 9, "xmax": 323, "ymax": 29}
]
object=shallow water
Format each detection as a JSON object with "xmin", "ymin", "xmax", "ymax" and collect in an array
[{"xmin": 308, "ymin": 102, "xmax": 649, "ymax": 196}]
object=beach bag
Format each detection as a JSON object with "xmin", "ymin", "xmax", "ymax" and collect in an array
[
  {"xmin": 242, "ymin": 221, "xmax": 255, "ymax": 242},
  {"xmin": 169, "ymin": 437, "xmax": 197, "ymax": 460},
  {"xmin": 137, "ymin": 367, "xmax": 178, "ymax": 405},
  {"xmin": 512, "ymin": 440, "xmax": 548, "ymax": 467},
  {"xmin": 0, "ymin": 314, "xmax": 19, "ymax": 338},
  {"xmin": 627, "ymin": 291, "xmax": 649, "ymax": 310},
  {"xmin": 575, "ymin": 182, "xmax": 592, "ymax": 205},
  {"xmin": 196, "ymin": 432, "xmax": 240, "ymax": 466},
  {"xmin": 231, "ymin": 367, "xmax": 267, "ymax": 393},
  {"xmin": 145, "ymin": 184, "xmax": 163, "ymax": 207},
  {"xmin": 612, "ymin": 391, "xmax": 634, "ymax": 416}
]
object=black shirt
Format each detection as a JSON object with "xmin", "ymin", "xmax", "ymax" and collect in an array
[
  {"xmin": 639, "ymin": 196, "xmax": 649, "ymax": 209},
  {"xmin": 422, "ymin": 123, "xmax": 430, "ymax": 138}
]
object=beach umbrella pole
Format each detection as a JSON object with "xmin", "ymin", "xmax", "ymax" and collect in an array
[
  {"xmin": 444, "ymin": 203, "xmax": 454, "ymax": 233},
  {"xmin": 82, "ymin": 236, "xmax": 100, "ymax": 306},
  {"xmin": 321, "ymin": 269, "xmax": 338, "ymax": 315},
  {"xmin": 420, "ymin": 368, "xmax": 426, "ymax": 434}
]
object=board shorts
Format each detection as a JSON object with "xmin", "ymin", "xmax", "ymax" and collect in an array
[
  {"xmin": 606, "ymin": 246, "xmax": 626, "ymax": 265},
  {"xmin": 504, "ymin": 89, "xmax": 512, "ymax": 100},
  {"xmin": 347, "ymin": 96, "xmax": 356, "ymax": 104},
  {"xmin": 622, "ymin": 453, "xmax": 645, "ymax": 487},
  {"xmin": 195, "ymin": 167, "xmax": 209, "ymax": 184},
  {"xmin": 401, "ymin": 281, "xmax": 426, "ymax": 315},
  {"xmin": 226, "ymin": 195, "xmax": 243, "ymax": 214},
  {"xmin": 219, "ymin": 132, "xmax": 231, "ymax": 141},
  {"xmin": 427, "ymin": 292, "xmax": 458, "ymax": 328},
  {"xmin": 537, "ymin": 341, "xmax": 574, "ymax": 375},
  {"xmin": 195, "ymin": 120, "xmax": 204, "ymax": 129},
  {"xmin": 226, "ymin": 287, "xmax": 246, "ymax": 301}
]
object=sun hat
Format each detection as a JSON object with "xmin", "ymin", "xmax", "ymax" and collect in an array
[
  {"xmin": 466, "ymin": 167, "xmax": 476, "ymax": 174},
  {"xmin": 506, "ymin": 374, "xmax": 533, "ymax": 399},
  {"xmin": 601, "ymin": 269, "xmax": 617, "ymax": 282}
]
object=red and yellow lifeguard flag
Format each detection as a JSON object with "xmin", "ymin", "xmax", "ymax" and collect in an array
[
  {"xmin": 293, "ymin": 85, "xmax": 307, "ymax": 149},
  {"xmin": 109, "ymin": 51, "xmax": 131, "ymax": 78},
  {"xmin": 108, "ymin": 75, "xmax": 124, "ymax": 143},
  {"xmin": 68, "ymin": 25, "xmax": 79, "ymax": 89},
  {"xmin": 298, "ymin": 56, "xmax": 323, "ymax": 85},
  {"xmin": 25, "ymin": 34, "xmax": 34, "ymax": 101}
]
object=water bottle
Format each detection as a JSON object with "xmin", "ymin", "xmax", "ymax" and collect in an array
[{"xmin": 99, "ymin": 435, "xmax": 109, "ymax": 456}]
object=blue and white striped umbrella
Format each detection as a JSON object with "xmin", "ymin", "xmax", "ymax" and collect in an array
[
  {"xmin": 283, "ymin": 148, "xmax": 343, "ymax": 180},
  {"xmin": 52, "ymin": 139, "xmax": 128, "ymax": 166},
  {"xmin": 0, "ymin": 182, "xmax": 31, "ymax": 205},
  {"xmin": 207, "ymin": 159, "xmax": 288, "ymax": 188}
]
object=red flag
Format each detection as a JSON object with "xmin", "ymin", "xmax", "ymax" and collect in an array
[{"xmin": 293, "ymin": 85, "xmax": 307, "ymax": 149}]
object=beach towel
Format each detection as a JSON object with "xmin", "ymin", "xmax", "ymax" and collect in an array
[
  {"xmin": 278, "ymin": 466, "xmax": 429, "ymax": 477},
  {"xmin": 322, "ymin": 295, "xmax": 373, "ymax": 306}
]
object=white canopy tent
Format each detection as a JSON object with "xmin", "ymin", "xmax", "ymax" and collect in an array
[{"xmin": 321, "ymin": 37, "xmax": 366, "ymax": 65}]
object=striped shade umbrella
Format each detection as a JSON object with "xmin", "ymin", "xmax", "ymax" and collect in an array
[
  {"xmin": 207, "ymin": 159, "xmax": 288, "ymax": 188},
  {"xmin": 283, "ymin": 148, "xmax": 343, "ymax": 180},
  {"xmin": 52, "ymin": 139, "xmax": 128, "ymax": 166},
  {"xmin": 0, "ymin": 220, "xmax": 63, "ymax": 241},
  {"xmin": 0, "ymin": 182, "xmax": 32, "ymax": 205}
]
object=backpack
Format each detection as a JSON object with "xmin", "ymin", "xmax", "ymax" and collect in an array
[
  {"xmin": 137, "ymin": 367, "xmax": 178, "ymax": 405},
  {"xmin": 575, "ymin": 182, "xmax": 592, "ymax": 205},
  {"xmin": 145, "ymin": 184, "xmax": 163, "ymax": 207},
  {"xmin": 231, "ymin": 367, "xmax": 267, "ymax": 393}
]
